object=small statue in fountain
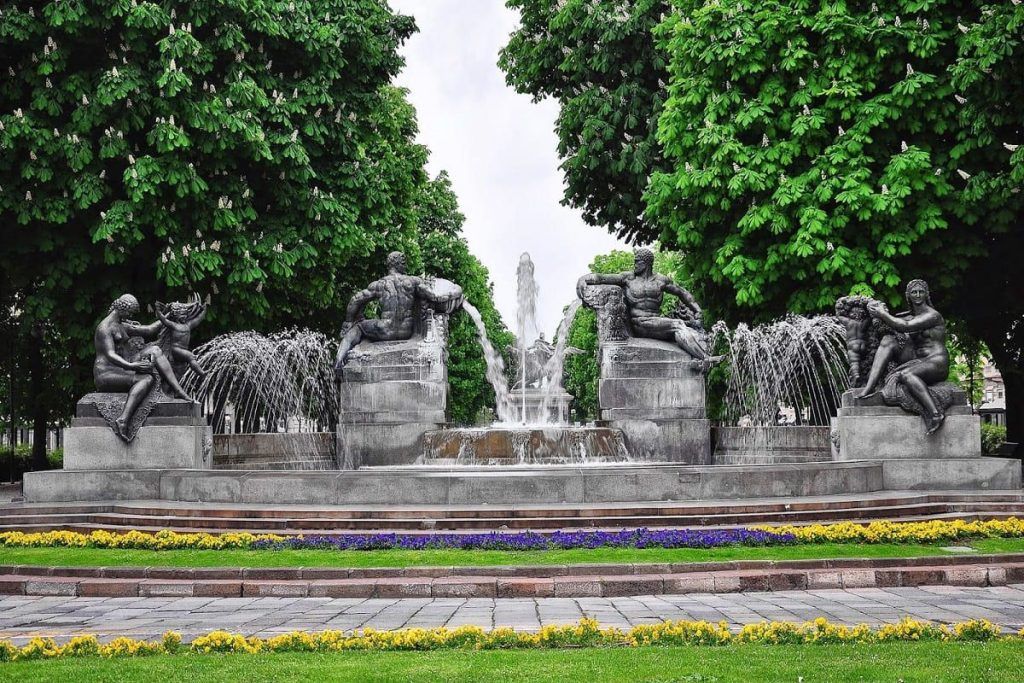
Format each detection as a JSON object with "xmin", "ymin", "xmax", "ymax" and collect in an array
[
  {"xmin": 334, "ymin": 251, "xmax": 464, "ymax": 376},
  {"xmin": 842, "ymin": 279, "xmax": 954, "ymax": 434},
  {"xmin": 834, "ymin": 295, "xmax": 874, "ymax": 386},
  {"xmin": 510, "ymin": 333, "xmax": 583, "ymax": 390},
  {"xmin": 576, "ymin": 247, "xmax": 721, "ymax": 368}
]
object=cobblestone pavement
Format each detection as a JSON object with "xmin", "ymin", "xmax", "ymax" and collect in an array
[{"xmin": 2, "ymin": 584, "xmax": 1024, "ymax": 645}]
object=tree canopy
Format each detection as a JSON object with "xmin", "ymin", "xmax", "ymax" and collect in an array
[
  {"xmin": 504, "ymin": 0, "xmax": 1023, "ymax": 442},
  {"xmin": 0, "ymin": 1, "xmax": 511, "ymax": 445},
  {"xmin": 500, "ymin": 0, "xmax": 668, "ymax": 242}
]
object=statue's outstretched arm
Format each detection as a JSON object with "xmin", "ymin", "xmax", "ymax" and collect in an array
[
  {"xmin": 664, "ymin": 280, "xmax": 702, "ymax": 316},
  {"xmin": 187, "ymin": 304, "xmax": 207, "ymax": 330},
  {"xmin": 123, "ymin": 319, "xmax": 163, "ymax": 339},
  {"xmin": 869, "ymin": 304, "xmax": 940, "ymax": 333},
  {"xmin": 576, "ymin": 272, "xmax": 627, "ymax": 298}
]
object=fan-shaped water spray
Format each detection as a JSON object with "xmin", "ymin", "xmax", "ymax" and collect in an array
[
  {"xmin": 717, "ymin": 315, "xmax": 848, "ymax": 426},
  {"xmin": 183, "ymin": 329, "xmax": 338, "ymax": 469}
]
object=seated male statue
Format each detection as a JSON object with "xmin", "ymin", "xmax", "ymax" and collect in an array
[
  {"xmin": 577, "ymin": 247, "xmax": 720, "ymax": 367},
  {"xmin": 334, "ymin": 251, "xmax": 463, "ymax": 377}
]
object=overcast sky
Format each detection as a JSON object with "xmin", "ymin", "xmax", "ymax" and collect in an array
[{"xmin": 390, "ymin": 0, "xmax": 626, "ymax": 338}]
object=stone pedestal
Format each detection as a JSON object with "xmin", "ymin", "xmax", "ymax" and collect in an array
[
  {"xmin": 831, "ymin": 389, "xmax": 1021, "ymax": 490},
  {"xmin": 337, "ymin": 317, "xmax": 448, "ymax": 468},
  {"xmin": 23, "ymin": 395, "xmax": 212, "ymax": 502},
  {"xmin": 598, "ymin": 338, "xmax": 711, "ymax": 463},
  {"xmin": 64, "ymin": 394, "xmax": 212, "ymax": 470}
]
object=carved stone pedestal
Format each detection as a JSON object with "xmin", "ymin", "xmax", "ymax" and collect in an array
[
  {"xmin": 23, "ymin": 395, "xmax": 212, "ymax": 502},
  {"xmin": 63, "ymin": 394, "xmax": 212, "ymax": 470},
  {"xmin": 337, "ymin": 318, "xmax": 448, "ymax": 468},
  {"xmin": 599, "ymin": 338, "xmax": 711, "ymax": 463},
  {"xmin": 831, "ymin": 389, "xmax": 1021, "ymax": 490}
]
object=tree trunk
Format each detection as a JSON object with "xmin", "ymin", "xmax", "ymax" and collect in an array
[
  {"xmin": 984, "ymin": 342, "xmax": 1022, "ymax": 456},
  {"xmin": 1001, "ymin": 370, "xmax": 1023, "ymax": 456},
  {"xmin": 27, "ymin": 330, "xmax": 48, "ymax": 471}
]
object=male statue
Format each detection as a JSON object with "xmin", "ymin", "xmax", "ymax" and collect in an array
[
  {"xmin": 334, "ymin": 251, "xmax": 463, "ymax": 377},
  {"xmin": 577, "ymin": 247, "xmax": 719, "ymax": 366}
]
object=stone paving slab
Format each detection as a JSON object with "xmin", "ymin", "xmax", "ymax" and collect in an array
[{"xmin": 2, "ymin": 584, "xmax": 1024, "ymax": 645}]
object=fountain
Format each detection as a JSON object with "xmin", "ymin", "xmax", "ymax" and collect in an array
[
  {"xmin": 183, "ymin": 330, "xmax": 338, "ymax": 470},
  {"xmin": 23, "ymin": 256, "xmax": 1019, "ymax": 508},
  {"xmin": 417, "ymin": 253, "xmax": 628, "ymax": 466},
  {"xmin": 711, "ymin": 316, "xmax": 848, "ymax": 465}
]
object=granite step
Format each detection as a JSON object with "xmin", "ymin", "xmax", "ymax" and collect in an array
[{"xmin": 2, "ymin": 555, "xmax": 1023, "ymax": 598}]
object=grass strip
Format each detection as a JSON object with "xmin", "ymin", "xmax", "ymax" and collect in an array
[
  {"xmin": 4, "ymin": 538, "xmax": 1024, "ymax": 569},
  {"xmin": 4, "ymin": 642, "xmax": 1023, "ymax": 683}
]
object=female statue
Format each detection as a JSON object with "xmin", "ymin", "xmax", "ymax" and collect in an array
[
  {"xmin": 854, "ymin": 279, "xmax": 950, "ymax": 434},
  {"xmin": 94, "ymin": 294, "xmax": 191, "ymax": 438}
]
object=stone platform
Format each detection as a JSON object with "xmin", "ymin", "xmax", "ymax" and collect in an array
[
  {"xmin": 337, "ymin": 317, "xmax": 448, "ymax": 469},
  {"xmin": 63, "ymin": 394, "xmax": 211, "ymax": 471},
  {"xmin": 598, "ymin": 338, "xmax": 710, "ymax": 464},
  {"xmin": 23, "ymin": 461, "xmax": 884, "ymax": 505}
]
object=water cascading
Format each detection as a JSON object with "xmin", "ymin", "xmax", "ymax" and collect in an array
[
  {"xmin": 515, "ymin": 252, "xmax": 540, "ymax": 423},
  {"xmin": 183, "ymin": 330, "xmax": 338, "ymax": 470},
  {"xmin": 712, "ymin": 315, "xmax": 848, "ymax": 462},
  {"xmin": 430, "ymin": 255, "xmax": 627, "ymax": 466}
]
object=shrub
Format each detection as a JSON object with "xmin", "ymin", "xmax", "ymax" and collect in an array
[{"xmin": 981, "ymin": 423, "xmax": 1008, "ymax": 456}]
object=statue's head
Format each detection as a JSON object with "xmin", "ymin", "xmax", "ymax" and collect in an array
[
  {"xmin": 835, "ymin": 297, "xmax": 863, "ymax": 319},
  {"xmin": 109, "ymin": 294, "xmax": 140, "ymax": 316},
  {"xmin": 386, "ymin": 251, "xmax": 407, "ymax": 275},
  {"xmin": 904, "ymin": 279, "xmax": 932, "ymax": 308},
  {"xmin": 634, "ymin": 247, "xmax": 654, "ymax": 275},
  {"xmin": 166, "ymin": 301, "xmax": 192, "ymax": 322}
]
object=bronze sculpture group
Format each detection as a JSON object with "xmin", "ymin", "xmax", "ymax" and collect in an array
[
  {"xmin": 91, "ymin": 245, "xmax": 953, "ymax": 441},
  {"xmin": 837, "ymin": 279, "xmax": 952, "ymax": 434},
  {"xmin": 93, "ymin": 293, "xmax": 206, "ymax": 440}
]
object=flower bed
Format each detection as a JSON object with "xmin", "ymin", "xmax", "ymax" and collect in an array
[
  {"xmin": 1, "ymin": 518, "xmax": 1022, "ymax": 552},
  {"xmin": 0, "ymin": 618, "xmax": 1013, "ymax": 661}
]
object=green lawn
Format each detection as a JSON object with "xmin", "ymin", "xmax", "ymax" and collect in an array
[
  {"xmin": 1, "ymin": 537, "xmax": 1022, "ymax": 569},
  {"xmin": 3, "ymin": 642, "xmax": 1023, "ymax": 682}
]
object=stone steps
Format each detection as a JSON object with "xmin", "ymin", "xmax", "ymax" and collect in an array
[
  {"xmin": 1, "ymin": 493, "xmax": 1023, "ymax": 533},
  {"xmin": 3, "ymin": 555, "xmax": 1023, "ymax": 598}
]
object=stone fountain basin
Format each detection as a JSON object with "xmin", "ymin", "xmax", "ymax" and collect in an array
[{"xmin": 420, "ymin": 426, "xmax": 629, "ymax": 465}]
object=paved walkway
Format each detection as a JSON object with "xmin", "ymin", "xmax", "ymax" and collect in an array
[{"xmin": 2, "ymin": 584, "xmax": 1024, "ymax": 644}]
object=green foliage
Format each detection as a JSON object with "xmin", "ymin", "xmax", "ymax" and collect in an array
[
  {"xmin": 981, "ymin": 423, "xmax": 1007, "ymax": 456},
  {"xmin": 563, "ymin": 247, "xmax": 684, "ymax": 420},
  {"xmin": 0, "ymin": 0, "xmax": 430, "ymax": 412},
  {"xmin": 500, "ymin": 0, "xmax": 669, "ymax": 242},
  {"xmin": 415, "ymin": 173, "xmax": 514, "ymax": 425},
  {"xmin": 504, "ymin": 0, "xmax": 1024, "ymax": 438},
  {"xmin": 946, "ymin": 329, "xmax": 986, "ymax": 408},
  {"xmin": 0, "ymin": 443, "xmax": 62, "ymax": 479}
]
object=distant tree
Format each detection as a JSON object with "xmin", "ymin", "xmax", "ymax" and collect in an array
[
  {"xmin": 0, "ymin": 1, "xmax": 435, "ymax": 457},
  {"xmin": 500, "ymin": 0, "xmax": 668, "ymax": 242},
  {"xmin": 415, "ymin": 173, "xmax": 514, "ymax": 425}
]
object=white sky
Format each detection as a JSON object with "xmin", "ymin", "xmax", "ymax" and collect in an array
[{"xmin": 390, "ymin": 0, "xmax": 625, "ymax": 338}]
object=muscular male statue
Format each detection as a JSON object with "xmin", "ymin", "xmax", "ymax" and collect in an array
[
  {"xmin": 577, "ymin": 248, "xmax": 718, "ymax": 365},
  {"xmin": 334, "ymin": 251, "xmax": 463, "ymax": 376}
]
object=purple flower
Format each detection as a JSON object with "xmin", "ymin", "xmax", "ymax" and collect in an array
[{"xmin": 248, "ymin": 528, "xmax": 796, "ymax": 552}]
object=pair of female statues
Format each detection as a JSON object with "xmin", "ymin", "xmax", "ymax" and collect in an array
[
  {"xmin": 93, "ymin": 294, "xmax": 205, "ymax": 439},
  {"xmin": 838, "ymin": 279, "xmax": 950, "ymax": 434}
]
